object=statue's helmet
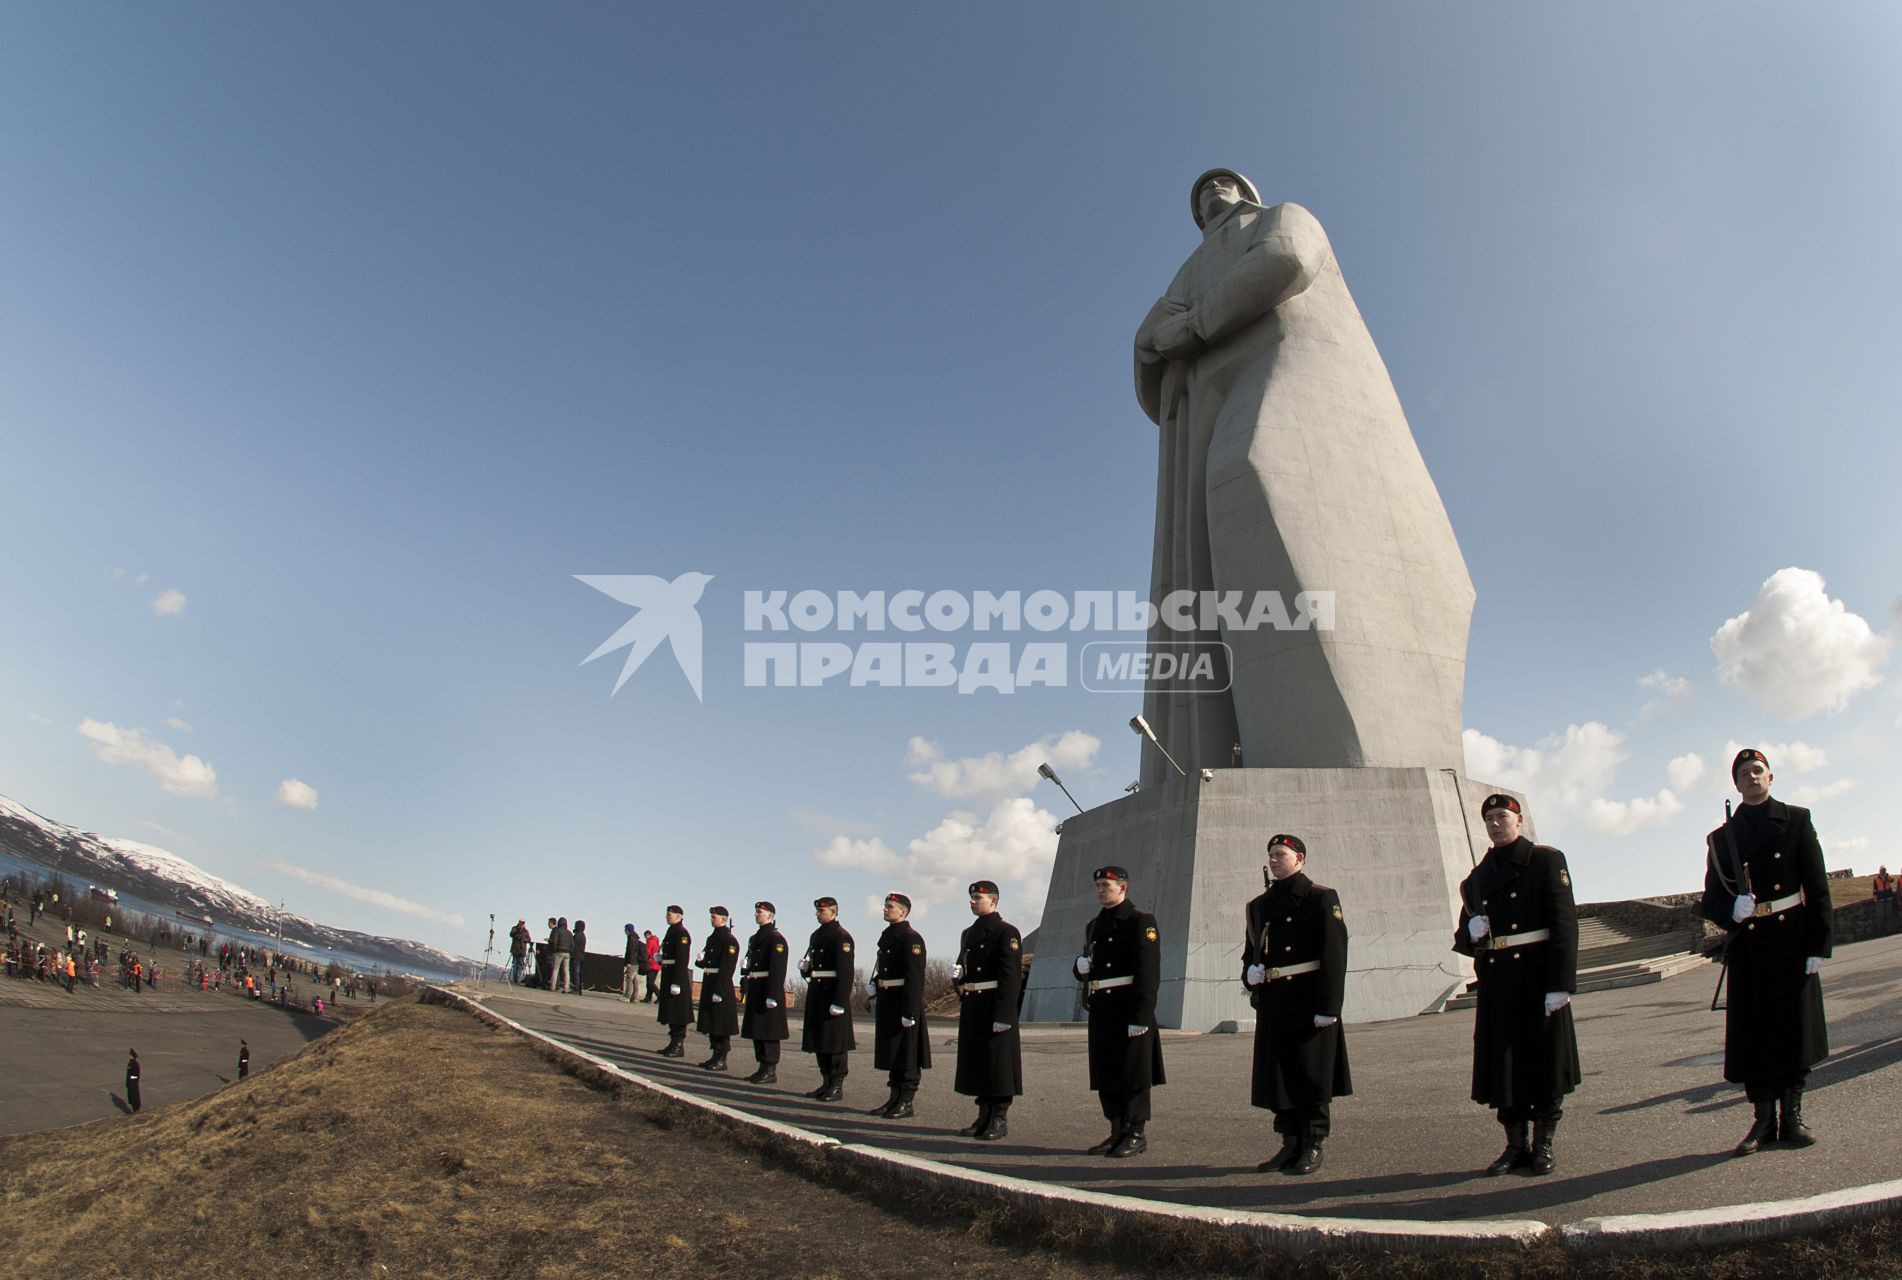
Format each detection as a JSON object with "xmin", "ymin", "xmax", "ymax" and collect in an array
[{"xmin": 1190, "ymin": 168, "xmax": 1262, "ymax": 228}]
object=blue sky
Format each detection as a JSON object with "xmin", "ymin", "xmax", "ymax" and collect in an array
[{"xmin": 3, "ymin": 3, "xmax": 1897, "ymax": 963}]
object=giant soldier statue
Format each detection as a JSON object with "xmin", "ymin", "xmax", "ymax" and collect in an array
[
  {"xmin": 694, "ymin": 907, "xmax": 740, "ymax": 1072},
  {"xmin": 653, "ymin": 905, "xmax": 694, "ymax": 1058},
  {"xmin": 740, "ymin": 901, "xmax": 790, "ymax": 1084},
  {"xmin": 1132, "ymin": 168, "xmax": 1474, "ymax": 784},
  {"xmin": 867, "ymin": 892, "xmax": 931, "ymax": 1119},
  {"xmin": 953, "ymin": 880, "xmax": 1023, "ymax": 1142},
  {"xmin": 800, "ymin": 896, "xmax": 857, "ymax": 1102}
]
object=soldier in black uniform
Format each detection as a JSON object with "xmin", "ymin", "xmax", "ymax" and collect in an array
[
  {"xmin": 1453, "ymin": 794, "xmax": 1581, "ymax": 1176},
  {"xmin": 740, "ymin": 901, "xmax": 790, "ymax": 1083},
  {"xmin": 125, "ymin": 1048, "xmax": 141, "ymax": 1114},
  {"xmin": 1701, "ymin": 748, "xmax": 1831, "ymax": 1156},
  {"xmin": 953, "ymin": 879, "xmax": 1023, "ymax": 1141},
  {"xmin": 238, "ymin": 1039, "xmax": 250, "ymax": 1080},
  {"xmin": 653, "ymin": 905, "xmax": 694, "ymax": 1057},
  {"xmin": 1242, "ymin": 835, "xmax": 1351, "ymax": 1176},
  {"xmin": 695, "ymin": 907, "xmax": 741, "ymax": 1071},
  {"xmin": 1072, "ymin": 865, "xmax": 1164, "ymax": 1158},
  {"xmin": 800, "ymin": 896, "xmax": 856, "ymax": 1101},
  {"xmin": 867, "ymin": 892, "xmax": 931, "ymax": 1119}
]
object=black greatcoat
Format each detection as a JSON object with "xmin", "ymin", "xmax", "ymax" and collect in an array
[
  {"xmin": 800, "ymin": 919, "xmax": 857, "ymax": 1055},
  {"xmin": 1453, "ymin": 838, "xmax": 1582, "ymax": 1106},
  {"xmin": 740, "ymin": 924, "xmax": 790, "ymax": 1041},
  {"xmin": 954, "ymin": 912, "xmax": 1024, "ymax": 1097},
  {"xmin": 1073, "ymin": 899, "xmax": 1165, "ymax": 1092},
  {"xmin": 695, "ymin": 924, "xmax": 740, "ymax": 1036},
  {"xmin": 654, "ymin": 922, "xmax": 694, "ymax": 1026},
  {"xmin": 871, "ymin": 921, "xmax": 932, "ymax": 1073},
  {"xmin": 1699, "ymin": 798, "xmax": 1831, "ymax": 1082},
  {"xmin": 1242, "ymin": 873, "xmax": 1352, "ymax": 1109}
]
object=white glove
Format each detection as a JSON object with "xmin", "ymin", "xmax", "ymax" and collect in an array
[
  {"xmin": 1126, "ymin": 1024, "xmax": 1146, "ymax": 1038},
  {"xmin": 1805, "ymin": 956, "xmax": 1824, "ymax": 976},
  {"xmin": 1732, "ymin": 894, "xmax": 1756, "ymax": 923},
  {"xmin": 868, "ymin": 980, "xmax": 879, "ymax": 998},
  {"xmin": 1074, "ymin": 955, "xmax": 1091, "ymax": 977},
  {"xmin": 949, "ymin": 963, "xmax": 964, "ymax": 980},
  {"xmin": 668, "ymin": 984, "xmax": 680, "ymax": 995},
  {"xmin": 1313, "ymin": 1014, "xmax": 1337, "ymax": 1027},
  {"xmin": 990, "ymin": 1021, "xmax": 1010, "ymax": 1033},
  {"xmin": 711, "ymin": 993, "xmax": 722, "ymax": 1003},
  {"xmin": 1244, "ymin": 963, "xmax": 1266, "ymax": 986},
  {"xmin": 1544, "ymin": 992, "xmax": 1571, "ymax": 1016},
  {"xmin": 798, "ymin": 959, "xmax": 812, "ymax": 976},
  {"xmin": 765, "ymin": 998, "xmax": 778, "ymax": 1009},
  {"xmin": 1467, "ymin": 915, "xmax": 1490, "ymax": 942},
  {"xmin": 828, "ymin": 1004, "xmax": 844, "ymax": 1016},
  {"xmin": 900, "ymin": 1016, "xmax": 915, "ymax": 1028}
]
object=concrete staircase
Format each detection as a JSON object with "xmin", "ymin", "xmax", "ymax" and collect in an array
[{"xmin": 1439, "ymin": 916, "xmax": 1707, "ymax": 1012}]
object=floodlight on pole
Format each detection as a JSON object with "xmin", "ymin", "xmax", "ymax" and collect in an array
[
  {"xmin": 1037, "ymin": 762, "xmax": 1085, "ymax": 814},
  {"xmin": 1129, "ymin": 714, "xmax": 1187, "ymax": 777}
]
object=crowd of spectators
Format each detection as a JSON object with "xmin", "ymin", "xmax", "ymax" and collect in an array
[{"xmin": 504, "ymin": 914, "xmax": 660, "ymax": 999}]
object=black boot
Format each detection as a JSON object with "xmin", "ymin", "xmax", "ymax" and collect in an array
[
  {"xmin": 887, "ymin": 1090, "xmax": 916, "ymax": 1120},
  {"xmin": 960, "ymin": 1104, "xmax": 994, "ymax": 1138},
  {"xmin": 867, "ymin": 1086, "xmax": 899, "ymax": 1116},
  {"xmin": 1779, "ymin": 1088, "xmax": 1817, "ymax": 1147},
  {"xmin": 817, "ymin": 1078, "xmax": 844, "ymax": 1103},
  {"xmin": 1107, "ymin": 1123, "xmax": 1148, "ymax": 1158},
  {"xmin": 975, "ymin": 1106, "xmax": 1008, "ymax": 1142},
  {"xmin": 1485, "ymin": 1122, "xmax": 1530, "ymax": 1175},
  {"xmin": 754, "ymin": 1068, "xmax": 776, "ymax": 1085},
  {"xmin": 1256, "ymin": 1132, "xmax": 1302, "ymax": 1173},
  {"xmin": 1734, "ymin": 1098, "xmax": 1778, "ymax": 1157},
  {"xmin": 1086, "ymin": 1121, "xmax": 1124, "ymax": 1155},
  {"xmin": 1528, "ymin": 1117, "xmax": 1558, "ymax": 1176},
  {"xmin": 1286, "ymin": 1139, "xmax": 1324, "ymax": 1177}
]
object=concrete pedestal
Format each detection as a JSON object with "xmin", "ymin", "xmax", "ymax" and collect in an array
[{"xmin": 1022, "ymin": 768, "xmax": 1527, "ymax": 1029}]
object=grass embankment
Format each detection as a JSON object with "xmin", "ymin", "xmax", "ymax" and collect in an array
[{"xmin": 3, "ymin": 997, "xmax": 1901, "ymax": 1279}]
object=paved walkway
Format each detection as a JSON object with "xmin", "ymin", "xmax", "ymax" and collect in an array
[{"xmin": 465, "ymin": 933, "xmax": 1902, "ymax": 1226}]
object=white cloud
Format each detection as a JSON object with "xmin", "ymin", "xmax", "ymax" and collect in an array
[
  {"xmin": 275, "ymin": 778, "xmax": 319, "ymax": 811},
  {"xmin": 266, "ymin": 860, "xmax": 464, "ymax": 927},
  {"xmin": 136, "ymin": 819, "xmax": 192, "ymax": 844},
  {"xmin": 906, "ymin": 731, "xmax": 1101, "ymax": 806},
  {"xmin": 165, "ymin": 717, "xmax": 193, "ymax": 732},
  {"xmin": 77, "ymin": 719, "xmax": 217, "ymax": 798},
  {"xmin": 815, "ymin": 836, "xmax": 901, "ymax": 873},
  {"xmin": 1711, "ymin": 568, "xmax": 1890, "ymax": 718},
  {"xmin": 1828, "ymin": 836, "xmax": 1869, "ymax": 855},
  {"xmin": 787, "ymin": 808, "xmax": 882, "ymax": 838},
  {"xmin": 28, "ymin": 712, "xmax": 55, "ymax": 728},
  {"xmin": 1463, "ymin": 722, "xmax": 1624, "ymax": 806},
  {"xmin": 1666, "ymin": 753, "xmax": 1705, "ymax": 791},
  {"xmin": 1716, "ymin": 739, "xmax": 1830, "ymax": 789},
  {"xmin": 152, "ymin": 588, "xmax": 187, "ymax": 617},
  {"xmin": 1789, "ymin": 778, "xmax": 1855, "ymax": 805},
  {"xmin": 1637, "ymin": 669, "xmax": 1691, "ymax": 715},
  {"xmin": 1584, "ymin": 789, "xmax": 1684, "ymax": 836}
]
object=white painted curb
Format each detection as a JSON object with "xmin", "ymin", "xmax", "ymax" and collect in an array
[{"xmin": 1565, "ymin": 1178, "xmax": 1902, "ymax": 1254}]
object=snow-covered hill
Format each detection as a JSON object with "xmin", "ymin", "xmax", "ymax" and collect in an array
[{"xmin": 0, "ymin": 793, "xmax": 470, "ymax": 977}]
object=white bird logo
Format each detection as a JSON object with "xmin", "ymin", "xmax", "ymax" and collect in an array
[{"xmin": 575, "ymin": 572, "xmax": 714, "ymax": 700}]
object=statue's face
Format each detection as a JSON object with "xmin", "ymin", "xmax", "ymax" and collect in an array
[{"xmin": 1197, "ymin": 175, "xmax": 1243, "ymax": 223}]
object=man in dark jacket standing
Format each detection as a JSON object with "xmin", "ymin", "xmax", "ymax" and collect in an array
[
  {"xmin": 1454, "ymin": 794, "xmax": 1581, "ymax": 1176},
  {"xmin": 1701, "ymin": 748, "xmax": 1832, "ymax": 1156},
  {"xmin": 238, "ymin": 1038, "xmax": 250, "ymax": 1081},
  {"xmin": 548, "ymin": 917, "xmax": 573, "ymax": 994},
  {"xmin": 622, "ymin": 923, "xmax": 642, "ymax": 1001},
  {"xmin": 570, "ymin": 920, "xmax": 588, "ymax": 995},
  {"xmin": 867, "ymin": 892, "xmax": 931, "ymax": 1119},
  {"xmin": 953, "ymin": 880, "xmax": 1023, "ymax": 1141},
  {"xmin": 1072, "ymin": 865, "xmax": 1164, "ymax": 1158},
  {"xmin": 1243, "ymin": 835, "xmax": 1351, "ymax": 1176},
  {"xmin": 800, "ymin": 896, "xmax": 856, "ymax": 1101},
  {"xmin": 695, "ymin": 907, "xmax": 741, "ymax": 1071},
  {"xmin": 509, "ymin": 919, "xmax": 531, "ymax": 985},
  {"xmin": 740, "ymin": 902, "xmax": 790, "ymax": 1083},
  {"xmin": 654, "ymin": 906, "xmax": 694, "ymax": 1057},
  {"xmin": 125, "ymin": 1048, "xmax": 141, "ymax": 1114}
]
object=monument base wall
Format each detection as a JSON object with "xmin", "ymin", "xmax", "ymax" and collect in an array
[{"xmin": 1022, "ymin": 768, "xmax": 1527, "ymax": 1029}]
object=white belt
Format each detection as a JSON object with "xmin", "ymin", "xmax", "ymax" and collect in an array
[
  {"xmin": 1260, "ymin": 960, "xmax": 1321, "ymax": 980},
  {"xmin": 744, "ymin": 972, "xmax": 772, "ymax": 981},
  {"xmin": 875, "ymin": 978, "xmax": 906, "ymax": 988},
  {"xmin": 959, "ymin": 980, "xmax": 999, "ymax": 992},
  {"xmin": 1754, "ymin": 890, "xmax": 1806, "ymax": 917},
  {"xmin": 1488, "ymin": 928, "xmax": 1552, "ymax": 951},
  {"xmin": 1089, "ymin": 975, "xmax": 1135, "ymax": 991},
  {"xmin": 808, "ymin": 969, "xmax": 838, "ymax": 978}
]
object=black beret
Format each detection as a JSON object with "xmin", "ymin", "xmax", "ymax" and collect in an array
[
  {"xmin": 968, "ymin": 880, "xmax": 1000, "ymax": 897},
  {"xmin": 709, "ymin": 906, "xmax": 728, "ymax": 918},
  {"xmin": 665, "ymin": 905, "xmax": 684, "ymax": 915},
  {"xmin": 1732, "ymin": 748, "xmax": 1768, "ymax": 778},
  {"xmin": 1481, "ymin": 794, "xmax": 1522, "ymax": 816},
  {"xmin": 1267, "ymin": 833, "xmax": 1306, "ymax": 856},
  {"xmin": 754, "ymin": 900, "xmax": 776, "ymax": 914},
  {"xmin": 884, "ymin": 892, "xmax": 911, "ymax": 911},
  {"xmin": 1092, "ymin": 865, "xmax": 1130, "ymax": 883},
  {"xmin": 813, "ymin": 896, "xmax": 838, "ymax": 909}
]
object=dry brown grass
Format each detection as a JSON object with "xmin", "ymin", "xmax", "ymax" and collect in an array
[{"xmin": 5, "ymin": 996, "xmax": 1902, "ymax": 1280}]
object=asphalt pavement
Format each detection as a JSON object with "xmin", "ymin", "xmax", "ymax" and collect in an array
[{"xmin": 468, "ymin": 932, "xmax": 1902, "ymax": 1226}]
